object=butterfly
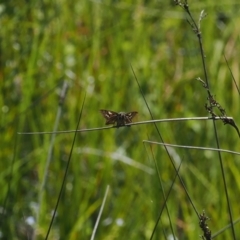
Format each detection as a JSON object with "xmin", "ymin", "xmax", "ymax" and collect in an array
[{"xmin": 100, "ymin": 110, "xmax": 138, "ymax": 127}]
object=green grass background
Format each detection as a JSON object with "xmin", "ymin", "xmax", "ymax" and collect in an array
[{"xmin": 1, "ymin": 0, "xmax": 240, "ymax": 239}]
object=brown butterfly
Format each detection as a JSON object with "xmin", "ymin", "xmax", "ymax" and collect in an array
[{"xmin": 100, "ymin": 110, "xmax": 138, "ymax": 127}]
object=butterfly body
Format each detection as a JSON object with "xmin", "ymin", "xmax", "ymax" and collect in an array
[{"xmin": 100, "ymin": 110, "xmax": 138, "ymax": 127}]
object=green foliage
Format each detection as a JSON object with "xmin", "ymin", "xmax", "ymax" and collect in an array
[{"xmin": 1, "ymin": 0, "xmax": 240, "ymax": 239}]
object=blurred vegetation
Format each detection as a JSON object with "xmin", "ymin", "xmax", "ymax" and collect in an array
[{"xmin": 1, "ymin": 0, "xmax": 240, "ymax": 239}]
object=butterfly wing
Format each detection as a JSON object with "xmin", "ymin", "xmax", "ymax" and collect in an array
[
  {"xmin": 124, "ymin": 111, "xmax": 138, "ymax": 124},
  {"xmin": 100, "ymin": 110, "xmax": 119, "ymax": 125}
]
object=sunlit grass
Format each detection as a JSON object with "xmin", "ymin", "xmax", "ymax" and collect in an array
[{"xmin": 1, "ymin": 0, "xmax": 240, "ymax": 239}]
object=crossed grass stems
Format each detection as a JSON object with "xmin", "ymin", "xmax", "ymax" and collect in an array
[{"xmin": 17, "ymin": 1, "xmax": 240, "ymax": 239}]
